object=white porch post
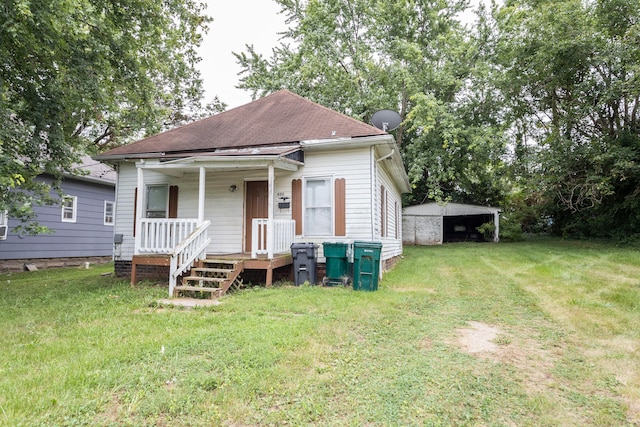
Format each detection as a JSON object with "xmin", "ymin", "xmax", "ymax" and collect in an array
[
  {"xmin": 135, "ymin": 164, "xmax": 144, "ymax": 254},
  {"xmin": 267, "ymin": 163, "xmax": 275, "ymax": 258},
  {"xmin": 198, "ymin": 166, "xmax": 206, "ymax": 225},
  {"xmin": 494, "ymin": 211, "xmax": 500, "ymax": 242}
]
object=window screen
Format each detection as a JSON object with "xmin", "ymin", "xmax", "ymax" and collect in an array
[
  {"xmin": 61, "ymin": 196, "xmax": 77, "ymax": 223},
  {"xmin": 305, "ymin": 178, "xmax": 332, "ymax": 236},
  {"xmin": 146, "ymin": 185, "xmax": 168, "ymax": 218},
  {"xmin": 104, "ymin": 201, "xmax": 115, "ymax": 225}
]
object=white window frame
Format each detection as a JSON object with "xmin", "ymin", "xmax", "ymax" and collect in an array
[
  {"xmin": 104, "ymin": 201, "xmax": 115, "ymax": 226},
  {"xmin": 145, "ymin": 184, "xmax": 169, "ymax": 218},
  {"xmin": 303, "ymin": 176, "xmax": 333, "ymax": 237},
  {"xmin": 0, "ymin": 210, "xmax": 8, "ymax": 240},
  {"xmin": 61, "ymin": 195, "xmax": 77, "ymax": 223}
]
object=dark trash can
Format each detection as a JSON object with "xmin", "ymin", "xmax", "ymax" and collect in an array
[
  {"xmin": 291, "ymin": 242, "xmax": 319, "ymax": 285},
  {"xmin": 352, "ymin": 241, "xmax": 382, "ymax": 291},
  {"xmin": 322, "ymin": 242, "xmax": 352, "ymax": 286}
]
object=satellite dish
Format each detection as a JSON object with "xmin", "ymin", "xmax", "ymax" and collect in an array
[{"xmin": 371, "ymin": 109, "xmax": 402, "ymax": 132}]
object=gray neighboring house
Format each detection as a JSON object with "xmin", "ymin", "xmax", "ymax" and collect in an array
[
  {"xmin": 403, "ymin": 203, "xmax": 500, "ymax": 245},
  {"xmin": 0, "ymin": 157, "xmax": 116, "ymax": 270}
]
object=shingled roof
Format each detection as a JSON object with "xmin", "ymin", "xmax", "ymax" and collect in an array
[{"xmin": 99, "ymin": 90, "xmax": 386, "ymax": 158}]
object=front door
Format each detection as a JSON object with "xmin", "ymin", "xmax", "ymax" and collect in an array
[{"xmin": 245, "ymin": 181, "xmax": 268, "ymax": 253}]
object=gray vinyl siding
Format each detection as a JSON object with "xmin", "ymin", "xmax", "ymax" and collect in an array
[{"xmin": 0, "ymin": 176, "xmax": 115, "ymax": 260}]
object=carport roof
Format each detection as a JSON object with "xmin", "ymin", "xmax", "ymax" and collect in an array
[{"xmin": 403, "ymin": 203, "xmax": 500, "ymax": 216}]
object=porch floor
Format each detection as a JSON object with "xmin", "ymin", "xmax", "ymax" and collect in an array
[
  {"xmin": 131, "ymin": 252, "xmax": 293, "ymax": 288},
  {"xmin": 205, "ymin": 252, "xmax": 293, "ymax": 286}
]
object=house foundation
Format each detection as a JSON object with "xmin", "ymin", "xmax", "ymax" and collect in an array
[{"xmin": 0, "ymin": 256, "xmax": 112, "ymax": 273}]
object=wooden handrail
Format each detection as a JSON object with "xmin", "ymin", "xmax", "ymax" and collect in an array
[{"xmin": 168, "ymin": 220, "xmax": 211, "ymax": 297}]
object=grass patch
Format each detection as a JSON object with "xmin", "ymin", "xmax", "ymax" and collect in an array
[{"xmin": 1, "ymin": 240, "xmax": 639, "ymax": 426}]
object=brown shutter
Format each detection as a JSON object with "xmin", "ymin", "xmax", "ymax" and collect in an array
[
  {"xmin": 133, "ymin": 187, "xmax": 138, "ymax": 237},
  {"xmin": 380, "ymin": 185, "xmax": 386, "ymax": 237},
  {"xmin": 335, "ymin": 178, "xmax": 346, "ymax": 236},
  {"xmin": 168, "ymin": 185, "xmax": 179, "ymax": 218},
  {"xmin": 395, "ymin": 200, "xmax": 400, "ymax": 239},
  {"xmin": 292, "ymin": 179, "xmax": 302, "ymax": 235}
]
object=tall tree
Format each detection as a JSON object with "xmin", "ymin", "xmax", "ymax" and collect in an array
[
  {"xmin": 496, "ymin": 0, "xmax": 640, "ymax": 238},
  {"xmin": 0, "ymin": 0, "xmax": 210, "ymax": 233},
  {"xmin": 236, "ymin": 0, "xmax": 509, "ymax": 207}
]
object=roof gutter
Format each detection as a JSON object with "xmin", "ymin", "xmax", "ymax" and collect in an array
[
  {"xmin": 376, "ymin": 148, "xmax": 395, "ymax": 163},
  {"xmin": 299, "ymin": 134, "xmax": 392, "ymax": 149}
]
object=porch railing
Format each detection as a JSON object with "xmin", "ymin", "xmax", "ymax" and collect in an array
[
  {"xmin": 252, "ymin": 219, "xmax": 296, "ymax": 258},
  {"xmin": 169, "ymin": 220, "xmax": 211, "ymax": 297},
  {"xmin": 136, "ymin": 218, "xmax": 199, "ymax": 254}
]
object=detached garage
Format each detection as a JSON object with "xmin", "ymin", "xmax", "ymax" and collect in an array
[{"xmin": 403, "ymin": 203, "xmax": 500, "ymax": 245}]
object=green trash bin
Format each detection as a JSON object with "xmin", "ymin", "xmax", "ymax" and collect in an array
[
  {"xmin": 352, "ymin": 241, "xmax": 382, "ymax": 291},
  {"xmin": 322, "ymin": 242, "xmax": 352, "ymax": 286}
]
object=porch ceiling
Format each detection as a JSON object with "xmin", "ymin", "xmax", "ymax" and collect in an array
[{"xmin": 138, "ymin": 154, "xmax": 301, "ymax": 176}]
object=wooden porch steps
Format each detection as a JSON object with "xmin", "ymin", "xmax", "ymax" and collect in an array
[{"xmin": 174, "ymin": 259, "xmax": 244, "ymax": 299}]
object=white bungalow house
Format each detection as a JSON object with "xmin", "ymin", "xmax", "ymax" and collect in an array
[{"xmin": 95, "ymin": 90, "xmax": 410, "ymax": 297}]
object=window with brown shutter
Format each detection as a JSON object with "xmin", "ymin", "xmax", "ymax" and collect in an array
[
  {"xmin": 293, "ymin": 177, "xmax": 347, "ymax": 237},
  {"xmin": 395, "ymin": 200, "xmax": 400, "ymax": 239},
  {"xmin": 380, "ymin": 185, "xmax": 387, "ymax": 238},
  {"xmin": 133, "ymin": 187, "xmax": 138, "ymax": 236}
]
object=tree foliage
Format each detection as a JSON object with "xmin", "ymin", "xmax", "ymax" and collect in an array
[
  {"xmin": 0, "ymin": 0, "xmax": 210, "ymax": 230},
  {"xmin": 236, "ymin": 0, "xmax": 509, "ymax": 207},
  {"xmin": 496, "ymin": 0, "xmax": 640, "ymax": 238},
  {"xmin": 237, "ymin": 0, "xmax": 640, "ymax": 240}
]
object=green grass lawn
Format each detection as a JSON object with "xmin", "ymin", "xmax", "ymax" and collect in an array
[{"xmin": 1, "ymin": 239, "xmax": 639, "ymax": 426}]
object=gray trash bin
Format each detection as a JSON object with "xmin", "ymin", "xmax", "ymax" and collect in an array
[{"xmin": 291, "ymin": 242, "xmax": 319, "ymax": 285}]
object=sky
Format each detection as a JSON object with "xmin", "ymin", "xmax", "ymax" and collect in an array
[
  {"xmin": 196, "ymin": 1, "xmax": 486, "ymax": 110},
  {"xmin": 197, "ymin": 1, "xmax": 288, "ymax": 109}
]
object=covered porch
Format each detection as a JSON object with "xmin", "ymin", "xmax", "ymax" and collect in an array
[{"xmin": 131, "ymin": 147, "xmax": 302, "ymax": 297}]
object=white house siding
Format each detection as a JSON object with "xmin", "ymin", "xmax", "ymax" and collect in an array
[
  {"xmin": 113, "ymin": 145, "xmax": 405, "ymax": 265},
  {"xmin": 376, "ymin": 159, "xmax": 404, "ymax": 263},
  {"xmin": 287, "ymin": 146, "xmax": 374, "ymax": 260},
  {"xmin": 113, "ymin": 162, "xmax": 146, "ymax": 261},
  {"xmin": 115, "ymin": 162, "xmax": 276, "ymax": 260}
]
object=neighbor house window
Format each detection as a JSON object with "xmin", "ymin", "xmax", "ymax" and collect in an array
[
  {"xmin": 146, "ymin": 185, "xmax": 168, "ymax": 218},
  {"xmin": 304, "ymin": 177, "xmax": 332, "ymax": 236},
  {"xmin": 0, "ymin": 211, "xmax": 7, "ymax": 240},
  {"xmin": 61, "ymin": 195, "xmax": 77, "ymax": 223},
  {"xmin": 104, "ymin": 201, "xmax": 115, "ymax": 225}
]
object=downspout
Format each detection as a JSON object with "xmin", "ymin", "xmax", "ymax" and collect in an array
[{"xmin": 376, "ymin": 148, "xmax": 395, "ymax": 163}]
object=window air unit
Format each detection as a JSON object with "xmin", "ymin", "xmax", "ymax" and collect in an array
[{"xmin": 0, "ymin": 225, "xmax": 7, "ymax": 240}]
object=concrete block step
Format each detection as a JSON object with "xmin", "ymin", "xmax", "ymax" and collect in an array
[{"xmin": 174, "ymin": 285, "xmax": 221, "ymax": 294}]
